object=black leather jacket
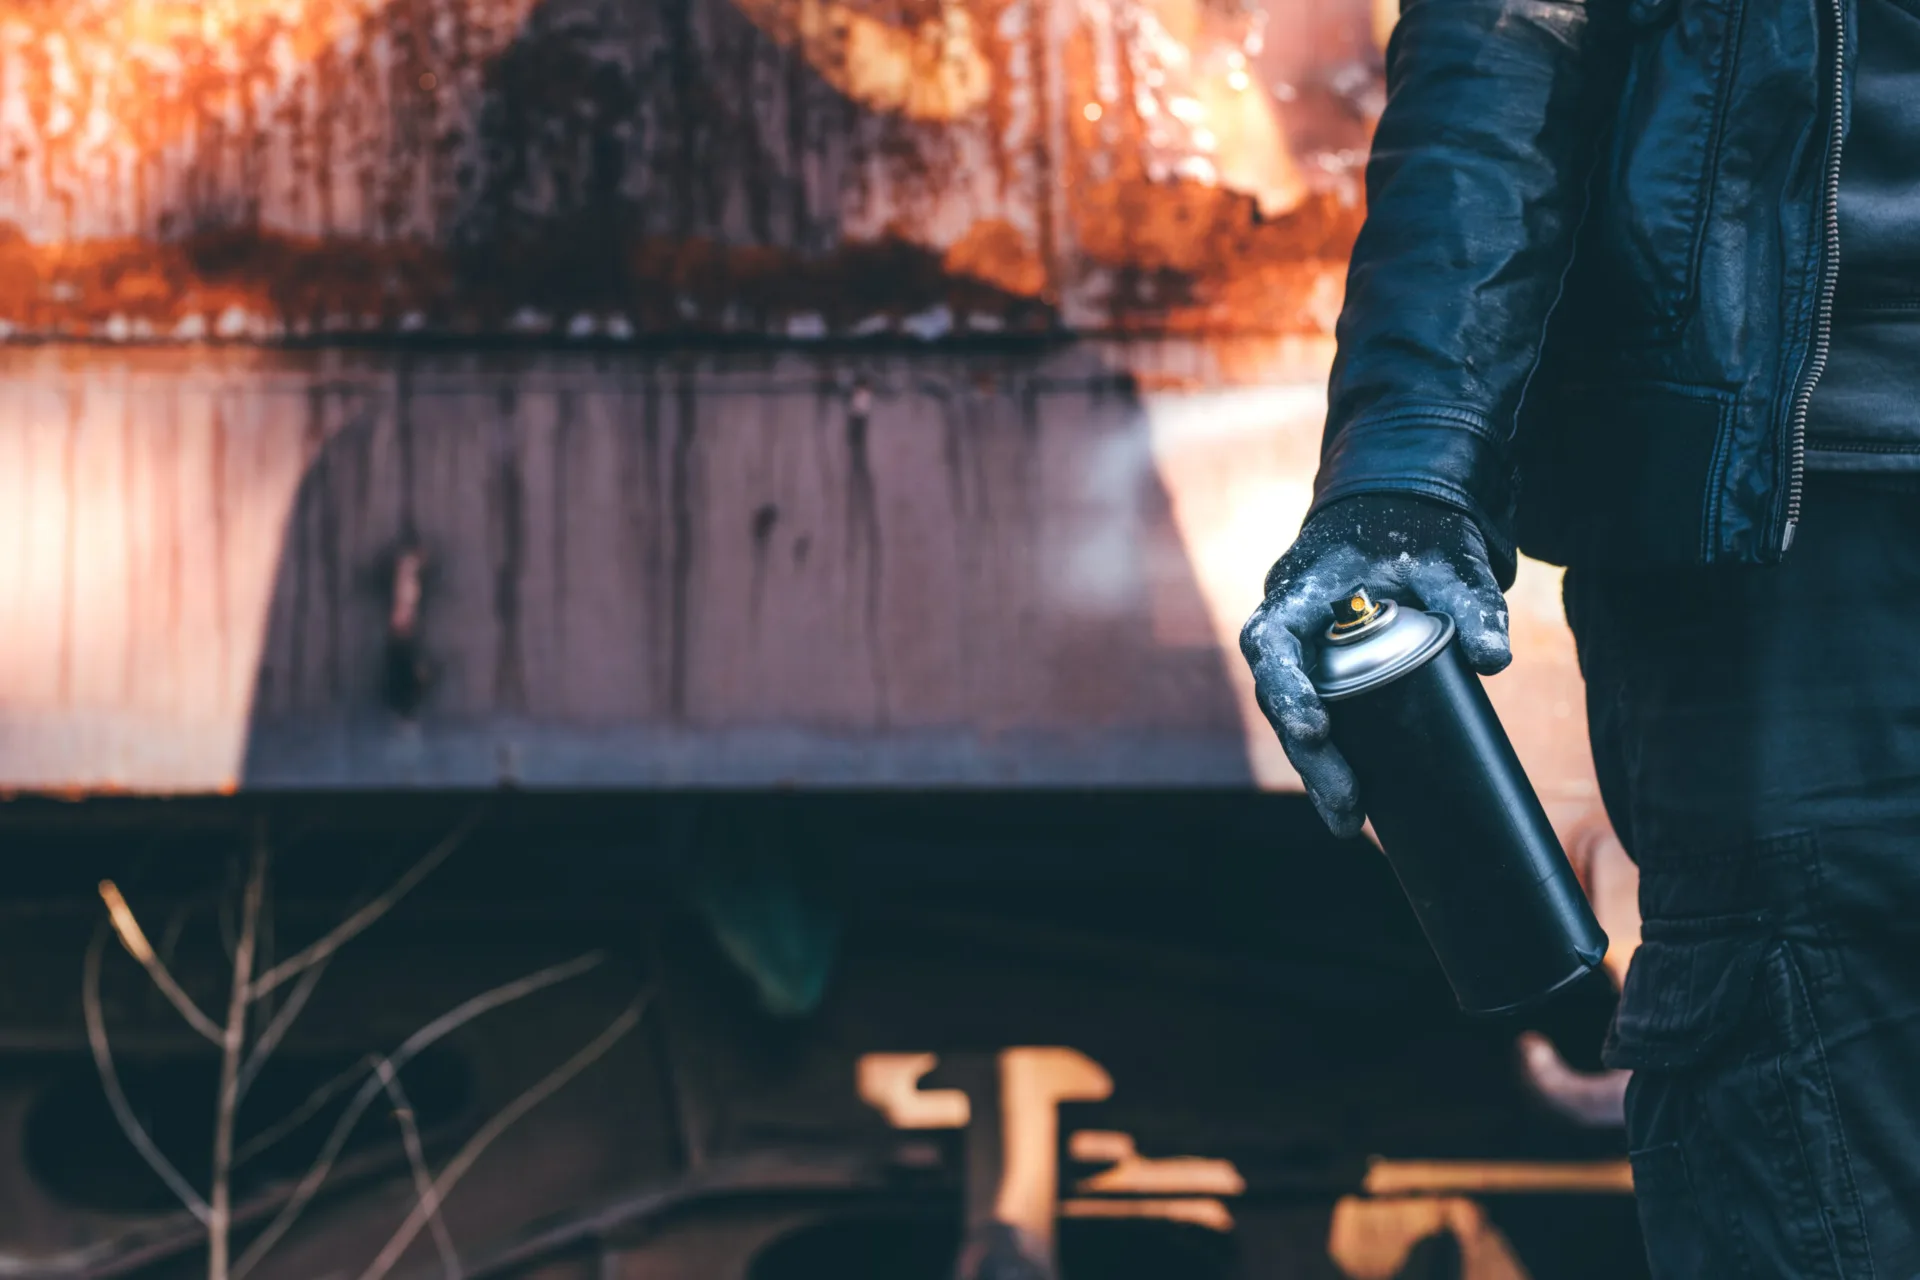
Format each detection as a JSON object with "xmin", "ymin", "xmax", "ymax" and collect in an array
[{"xmin": 1311, "ymin": 0, "xmax": 1847, "ymax": 576}]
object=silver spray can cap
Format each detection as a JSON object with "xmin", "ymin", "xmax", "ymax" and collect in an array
[{"xmin": 1312, "ymin": 585, "xmax": 1457, "ymax": 702}]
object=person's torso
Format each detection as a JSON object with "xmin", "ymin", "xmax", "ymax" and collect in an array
[
  {"xmin": 1514, "ymin": 0, "xmax": 1908, "ymax": 568},
  {"xmin": 1804, "ymin": 0, "xmax": 1920, "ymax": 471}
]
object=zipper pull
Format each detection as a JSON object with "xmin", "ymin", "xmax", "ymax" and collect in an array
[{"xmin": 1781, "ymin": 518, "xmax": 1799, "ymax": 553}]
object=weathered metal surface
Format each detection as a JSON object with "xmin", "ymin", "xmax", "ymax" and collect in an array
[
  {"xmin": 0, "ymin": 341, "xmax": 1604, "ymax": 841},
  {"xmin": 0, "ymin": 341, "xmax": 1247, "ymax": 790},
  {"xmin": 0, "ymin": 0, "xmax": 1376, "ymax": 337},
  {"xmin": 0, "ymin": 0, "xmax": 1613, "ymax": 857}
]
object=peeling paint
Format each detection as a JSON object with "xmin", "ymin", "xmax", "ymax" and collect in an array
[{"xmin": 0, "ymin": 0, "xmax": 1378, "ymax": 336}]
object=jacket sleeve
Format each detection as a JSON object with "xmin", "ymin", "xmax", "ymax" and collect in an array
[{"xmin": 1311, "ymin": 0, "xmax": 1630, "ymax": 577}]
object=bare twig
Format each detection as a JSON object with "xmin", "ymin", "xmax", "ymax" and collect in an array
[
  {"xmin": 82, "ymin": 927, "xmax": 213, "ymax": 1225},
  {"xmin": 374, "ymin": 1061, "xmax": 462, "ymax": 1279},
  {"xmin": 237, "ymin": 958, "xmax": 331, "ymax": 1099},
  {"xmin": 357, "ymin": 995, "xmax": 651, "ymax": 1280},
  {"xmin": 253, "ymin": 888, "xmax": 279, "ymax": 1026},
  {"xmin": 98, "ymin": 881, "xmax": 222, "ymax": 1044},
  {"xmin": 235, "ymin": 1053, "xmax": 378, "ymax": 1170},
  {"xmin": 233, "ymin": 951, "xmax": 607, "ymax": 1280},
  {"xmin": 159, "ymin": 903, "xmax": 194, "ymax": 969},
  {"xmin": 218, "ymin": 893, "xmax": 238, "ymax": 966},
  {"xmin": 249, "ymin": 811, "xmax": 482, "ymax": 1002},
  {"xmin": 211, "ymin": 835, "xmax": 269, "ymax": 1280}
]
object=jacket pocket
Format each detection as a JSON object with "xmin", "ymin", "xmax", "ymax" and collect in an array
[
  {"xmin": 1600, "ymin": 0, "xmax": 1746, "ymax": 328},
  {"xmin": 1514, "ymin": 379, "xmax": 1734, "ymax": 569}
]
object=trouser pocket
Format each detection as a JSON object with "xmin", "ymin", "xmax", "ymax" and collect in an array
[
  {"xmin": 1611, "ymin": 932, "xmax": 1874, "ymax": 1279},
  {"xmin": 1626, "ymin": 1140, "xmax": 1714, "ymax": 1277}
]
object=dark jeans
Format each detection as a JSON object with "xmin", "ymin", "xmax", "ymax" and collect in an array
[{"xmin": 1565, "ymin": 475, "xmax": 1920, "ymax": 1278}]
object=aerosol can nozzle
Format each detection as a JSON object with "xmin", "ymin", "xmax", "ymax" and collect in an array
[{"xmin": 1328, "ymin": 584, "xmax": 1385, "ymax": 636}]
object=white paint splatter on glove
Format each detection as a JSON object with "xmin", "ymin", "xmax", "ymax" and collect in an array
[{"xmin": 1239, "ymin": 494, "xmax": 1511, "ymax": 838}]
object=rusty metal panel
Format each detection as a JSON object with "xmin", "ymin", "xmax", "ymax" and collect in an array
[
  {"xmin": 0, "ymin": 0, "xmax": 1377, "ymax": 337},
  {"xmin": 0, "ymin": 0, "xmax": 1608, "ymax": 843}
]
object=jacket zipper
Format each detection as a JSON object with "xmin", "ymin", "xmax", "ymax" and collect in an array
[{"xmin": 1780, "ymin": 0, "xmax": 1848, "ymax": 554}]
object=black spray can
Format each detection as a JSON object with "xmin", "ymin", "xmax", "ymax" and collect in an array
[{"xmin": 1312, "ymin": 586, "xmax": 1608, "ymax": 1015}]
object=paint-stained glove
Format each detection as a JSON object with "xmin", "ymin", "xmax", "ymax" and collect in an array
[{"xmin": 1240, "ymin": 494, "xmax": 1511, "ymax": 838}]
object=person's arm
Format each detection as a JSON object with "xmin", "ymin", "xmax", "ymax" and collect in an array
[
  {"xmin": 1243, "ymin": 0, "xmax": 1629, "ymax": 834},
  {"xmin": 1313, "ymin": 0, "xmax": 1631, "ymax": 581}
]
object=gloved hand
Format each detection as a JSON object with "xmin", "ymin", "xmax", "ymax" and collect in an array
[{"xmin": 1239, "ymin": 494, "xmax": 1512, "ymax": 838}]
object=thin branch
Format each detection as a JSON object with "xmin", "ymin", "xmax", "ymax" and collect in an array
[
  {"xmin": 248, "ymin": 810, "xmax": 482, "ymax": 1002},
  {"xmin": 218, "ymin": 893, "xmax": 238, "ymax": 966},
  {"xmin": 82, "ymin": 927, "xmax": 213, "ymax": 1225},
  {"xmin": 211, "ymin": 835, "xmax": 269, "ymax": 1280},
  {"xmin": 253, "ymin": 885, "xmax": 279, "ymax": 1027},
  {"xmin": 375, "ymin": 1061, "xmax": 462, "ymax": 1279},
  {"xmin": 235, "ymin": 1053, "xmax": 377, "ymax": 1170},
  {"xmin": 357, "ymin": 995, "xmax": 651, "ymax": 1280},
  {"xmin": 159, "ymin": 903, "xmax": 194, "ymax": 977},
  {"xmin": 232, "ymin": 951, "xmax": 607, "ymax": 1280},
  {"xmin": 98, "ymin": 881, "xmax": 222, "ymax": 1044},
  {"xmin": 237, "ymin": 957, "xmax": 330, "ymax": 1099}
]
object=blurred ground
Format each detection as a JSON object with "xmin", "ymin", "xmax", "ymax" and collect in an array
[{"xmin": 0, "ymin": 793, "xmax": 1644, "ymax": 1280}]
